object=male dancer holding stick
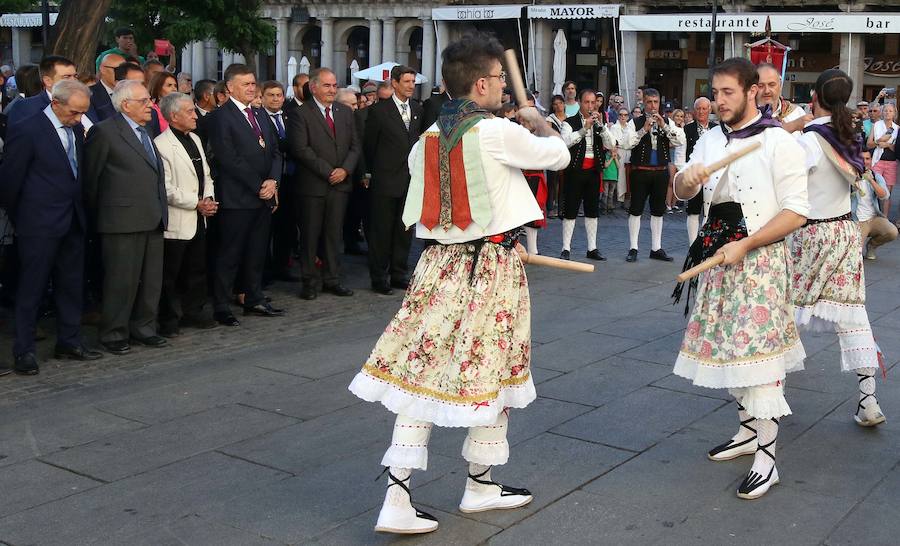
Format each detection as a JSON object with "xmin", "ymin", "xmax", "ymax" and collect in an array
[
  {"xmin": 349, "ymin": 34, "xmax": 570, "ymax": 534},
  {"xmin": 791, "ymin": 69, "xmax": 886, "ymax": 427},
  {"xmin": 672, "ymin": 58, "xmax": 809, "ymax": 500}
]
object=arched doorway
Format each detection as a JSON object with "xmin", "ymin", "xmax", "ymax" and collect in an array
[
  {"xmin": 406, "ymin": 27, "xmax": 423, "ymax": 73},
  {"xmin": 346, "ymin": 26, "xmax": 371, "ymax": 84},
  {"xmin": 302, "ymin": 27, "xmax": 322, "ymax": 69}
]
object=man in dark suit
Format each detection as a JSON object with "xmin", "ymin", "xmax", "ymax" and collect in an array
[
  {"xmin": 363, "ymin": 65, "xmax": 424, "ymax": 294},
  {"xmin": 0, "ymin": 80, "xmax": 103, "ymax": 374},
  {"xmin": 288, "ymin": 67, "xmax": 361, "ymax": 300},
  {"xmin": 6, "ymin": 55, "xmax": 77, "ymax": 128},
  {"xmin": 422, "ymin": 86, "xmax": 449, "ymax": 129},
  {"xmin": 207, "ymin": 64, "xmax": 284, "ymax": 325},
  {"xmin": 684, "ymin": 96, "xmax": 717, "ymax": 245},
  {"xmin": 88, "ymin": 52, "xmax": 125, "ymax": 123},
  {"xmin": 283, "ymin": 73, "xmax": 307, "ymax": 120},
  {"xmin": 260, "ymin": 79, "xmax": 298, "ymax": 282},
  {"xmin": 84, "ymin": 80, "xmax": 169, "ymax": 355}
]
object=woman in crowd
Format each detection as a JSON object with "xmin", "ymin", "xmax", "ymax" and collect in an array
[
  {"xmin": 546, "ymin": 95, "xmax": 567, "ymax": 215},
  {"xmin": 668, "ymin": 109, "xmax": 687, "ymax": 213},
  {"xmin": 868, "ymin": 102, "xmax": 897, "ymax": 220},
  {"xmin": 149, "ymin": 71, "xmax": 178, "ymax": 132}
]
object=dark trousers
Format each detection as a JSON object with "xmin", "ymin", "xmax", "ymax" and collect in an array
[
  {"xmin": 298, "ymin": 190, "xmax": 350, "ymax": 288},
  {"xmin": 213, "ymin": 208, "xmax": 271, "ymax": 312},
  {"xmin": 270, "ymin": 189, "xmax": 297, "ymax": 274},
  {"xmin": 629, "ymin": 168, "xmax": 669, "ymax": 217},
  {"xmin": 547, "ymin": 170, "xmax": 560, "ymax": 211},
  {"xmin": 368, "ymin": 193, "xmax": 412, "ymax": 285},
  {"xmin": 343, "ymin": 183, "xmax": 369, "ymax": 250},
  {"xmin": 160, "ymin": 224, "xmax": 210, "ymax": 329},
  {"xmin": 14, "ymin": 225, "xmax": 85, "ymax": 356},
  {"xmin": 99, "ymin": 230, "xmax": 164, "ymax": 343},
  {"xmin": 562, "ymin": 167, "xmax": 601, "ymax": 219}
]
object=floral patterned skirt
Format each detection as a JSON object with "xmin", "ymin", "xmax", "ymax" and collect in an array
[
  {"xmin": 348, "ymin": 240, "xmax": 535, "ymax": 428},
  {"xmin": 789, "ymin": 219, "xmax": 868, "ymax": 331},
  {"xmin": 674, "ymin": 242, "xmax": 806, "ymax": 389}
]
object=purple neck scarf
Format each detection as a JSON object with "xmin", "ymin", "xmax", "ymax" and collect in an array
[
  {"xmin": 723, "ymin": 104, "xmax": 782, "ymax": 143},
  {"xmin": 802, "ymin": 122, "xmax": 865, "ymax": 176}
]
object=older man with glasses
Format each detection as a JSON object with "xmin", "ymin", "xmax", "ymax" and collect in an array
[{"xmin": 84, "ymin": 80, "xmax": 169, "ymax": 355}]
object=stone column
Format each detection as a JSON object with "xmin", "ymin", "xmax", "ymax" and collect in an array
[
  {"xmin": 534, "ymin": 19, "xmax": 556, "ymax": 100},
  {"xmin": 435, "ymin": 21, "xmax": 449, "ymax": 89},
  {"xmin": 421, "ymin": 17, "xmax": 435, "ymax": 98},
  {"xmin": 181, "ymin": 45, "xmax": 193, "ymax": 75},
  {"xmin": 320, "ymin": 17, "xmax": 334, "ymax": 70},
  {"xmin": 288, "ymin": 21, "xmax": 303, "ymax": 68},
  {"xmin": 11, "ymin": 27, "xmax": 32, "ymax": 67},
  {"xmin": 840, "ymin": 33, "xmax": 865, "ymax": 106},
  {"xmin": 383, "ymin": 17, "xmax": 397, "ymax": 62},
  {"xmin": 191, "ymin": 42, "xmax": 206, "ymax": 81},
  {"xmin": 275, "ymin": 17, "xmax": 290, "ymax": 83},
  {"xmin": 334, "ymin": 45, "xmax": 349, "ymax": 86},
  {"xmin": 369, "ymin": 18, "xmax": 383, "ymax": 67},
  {"xmin": 204, "ymin": 40, "xmax": 218, "ymax": 80},
  {"xmin": 222, "ymin": 50, "xmax": 235, "ymax": 72}
]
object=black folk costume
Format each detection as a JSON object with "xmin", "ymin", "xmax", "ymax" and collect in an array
[
  {"xmin": 672, "ymin": 109, "xmax": 809, "ymax": 500},
  {"xmin": 623, "ymin": 113, "xmax": 686, "ymax": 262},
  {"xmin": 348, "ymin": 99, "xmax": 570, "ymax": 534},
  {"xmin": 558, "ymin": 113, "xmax": 615, "ymax": 260},
  {"xmin": 792, "ymin": 116, "xmax": 886, "ymax": 427}
]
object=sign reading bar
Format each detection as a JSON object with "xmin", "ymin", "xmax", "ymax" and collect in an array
[
  {"xmin": 527, "ymin": 4, "xmax": 620, "ymax": 19},
  {"xmin": 432, "ymin": 5, "xmax": 525, "ymax": 21},
  {"xmin": 621, "ymin": 13, "xmax": 900, "ymax": 34}
]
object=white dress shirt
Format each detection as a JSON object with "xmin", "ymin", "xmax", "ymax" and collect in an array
[
  {"xmin": 676, "ymin": 118, "xmax": 809, "ymax": 234},
  {"xmin": 43, "ymin": 104, "xmax": 71, "ymax": 155},
  {"xmin": 409, "ymin": 118, "xmax": 570, "ymax": 243},
  {"xmin": 229, "ymin": 96, "xmax": 256, "ymax": 130},
  {"xmin": 622, "ymin": 115, "xmax": 686, "ymax": 151},
  {"xmin": 392, "ymin": 93, "xmax": 411, "ymax": 121},
  {"xmin": 559, "ymin": 114, "xmax": 615, "ymax": 158}
]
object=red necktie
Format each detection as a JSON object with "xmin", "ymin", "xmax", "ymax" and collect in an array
[
  {"xmin": 325, "ymin": 106, "xmax": 336, "ymax": 137},
  {"xmin": 244, "ymin": 107, "xmax": 263, "ymax": 139}
]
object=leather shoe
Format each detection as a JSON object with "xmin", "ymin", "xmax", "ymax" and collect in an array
[
  {"xmin": 626, "ymin": 248, "xmax": 638, "ymax": 263},
  {"xmin": 390, "ymin": 278, "xmax": 409, "ymax": 290},
  {"xmin": 560, "ymin": 249, "xmax": 571, "ymax": 260},
  {"xmin": 181, "ymin": 315, "xmax": 218, "ymax": 330},
  {"xmin": 159, "ymin": 324, "xmax": 181, "ymax": 338},
  {"xmin": 586, "ymin": 249, "xmax": 607, "ymax": 261},
  {"xmin": 55, "ymin": 344, "xmax": 103, "ymax": 361},
  {"xmin": 13, "ymin": 353, "xmax": 39, "ymax": 375},
  {"xmin": 323, "ymin": 284, "xmax": 354, "ymax": 297},
  {"xmin": 244, "ymin": 303, "xmax": 285, "ymax": 317},
  {"xmin": 102, "ymin": 340, "xmax": 131, "ymax": 355},
  {"xmin": 131, "ymin": 335, "xmax": 168, "ymax": 348},
  {"xmin": 649, "ymin": 249, "xmax": 674, "ymax": 262},
  {"xmin": 213, "ymin": 312, "xmax": 240, "ymax": 327},
  {"xmin": 372, "ymin": 282, "xmax": 394, "ymax": 296},
  {"xmin": 299, "ymin": 286, "xmax": 318, "ymax": 300}
]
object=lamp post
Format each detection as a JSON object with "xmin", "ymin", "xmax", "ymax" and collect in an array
[{"xmin": 707, "ymin": 0, "xmax": 718, "ymax": 99}]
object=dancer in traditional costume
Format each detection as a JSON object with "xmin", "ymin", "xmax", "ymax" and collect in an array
[
  {"xmin": 623, "ymin": 88, "xmax": 685, "ymax": 263},
  {"xmin": 757, "ymin": 63, "xmax": 810, "ymax": 134},
  {"xmin": 672, "ymin": 58, "xmax": 809, "ymax": 500},
  {"xmin": 349, "ymin": 33, "xmax": 570, "ymax": 534},
  {"xmin": 791, "ymin": 69, "xmax": 886, "ymax": 427}
]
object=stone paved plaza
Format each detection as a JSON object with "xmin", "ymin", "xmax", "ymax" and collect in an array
[{"xmin": 1, "ymin": 212, "xmax": 899, "ymax": 545}]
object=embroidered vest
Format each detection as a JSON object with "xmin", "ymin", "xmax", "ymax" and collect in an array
[
  {"xmin": 565, "ymin": 113, "xmax": 605, "ymax": 172},
  {"xmin": 630, "ymin": 115, "xmax": 672, "ymax": 166}
]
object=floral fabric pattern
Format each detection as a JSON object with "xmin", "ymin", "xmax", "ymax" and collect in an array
[
  {"xmin": 789, "ymin": 219, "xmax": 865, "ymax": 313},
  {"xmin": 675, "ymin": 241, "xmax": 805, "ymax": 389},
  {"xmin": 349, "ymin": 241, "xmax": 534, "ymax": 427}
]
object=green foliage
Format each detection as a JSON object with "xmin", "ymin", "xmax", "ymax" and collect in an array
[
  {"xmin": 104, "ymin": 0, "xmax": 275, "ymax": 56},
  {"xmin": 0, "ymin": 0, "xmax": 39, "ymax": 14}
]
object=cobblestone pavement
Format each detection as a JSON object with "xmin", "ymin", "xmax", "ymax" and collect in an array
[{"xmin": 1, "ymin": 211, "xmax": 899, "ymax": 545}]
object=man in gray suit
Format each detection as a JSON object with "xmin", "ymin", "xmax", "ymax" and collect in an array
[
  {"xmin": 288, "ymin": 67, "xmax": 361, "ymax": 300},
  {"xmin": 84, "ymin": 80, "xmax": 169, "ymax": 355}
]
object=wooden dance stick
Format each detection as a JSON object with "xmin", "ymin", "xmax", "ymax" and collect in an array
[
  {"xmin": 676, "ymin": 254, "xmax": 725, "ymax": 283},
  {"xmin": 705, "ymin": 141, "xmax": 762, "ymax": 173},
  {"xmin": 503, "ymin": 49, "xmax": 529, "ymax": 106},
  {"xmin": 521, "ymin": 253, "xmax": 595, "ymax": 273}
]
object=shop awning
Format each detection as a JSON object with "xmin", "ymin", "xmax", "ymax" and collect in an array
[
  {"xmin": 432, "ymin": 5, "xmax": 526, "ymax": 21},
  {"xmin": 0, "ymin": 12, "xmax": 58, "ymax": 28},
  {"xmin": 619, "ymin": 13, "xmax": 900, "ymax": 34},
  {"xmin": 527, "ymin": 4, "xmax": 621, "ymax": 19}
]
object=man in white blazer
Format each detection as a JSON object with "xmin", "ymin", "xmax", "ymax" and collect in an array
[{"xmin": 154, "ymin": 92, "xmax": 218, "ymax": 337}]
